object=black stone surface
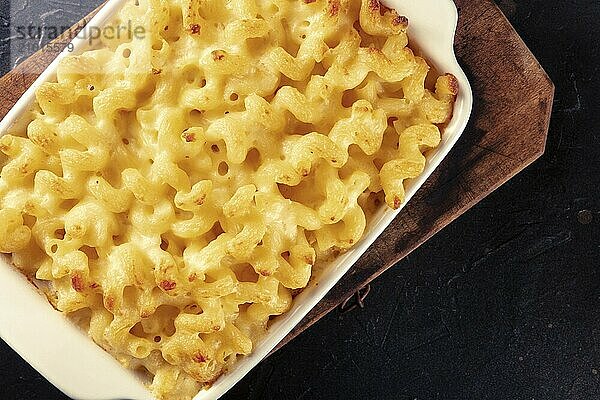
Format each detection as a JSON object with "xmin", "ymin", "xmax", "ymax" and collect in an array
[{"xmin": 1, "ymin": 1, "xmax": 599, "ymax": 399}]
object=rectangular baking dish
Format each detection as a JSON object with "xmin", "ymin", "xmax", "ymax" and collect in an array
[{"xmin": 0, "ymin": 0, "xmax": 473, "ymax": 399}]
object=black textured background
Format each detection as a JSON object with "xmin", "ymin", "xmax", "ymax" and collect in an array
[{"xmin": 1, "ymin": 1, "xmax": 599, "ymax": 399}]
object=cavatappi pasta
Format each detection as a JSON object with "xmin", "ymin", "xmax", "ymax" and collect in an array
[{"xmin": 0, "ymin": 0, "xmax": 457, "ymax": 398}]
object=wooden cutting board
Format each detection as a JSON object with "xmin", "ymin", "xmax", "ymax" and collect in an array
[{"xmin": 0, "ymin": 0, "xmax": 553, "ymax": 353}]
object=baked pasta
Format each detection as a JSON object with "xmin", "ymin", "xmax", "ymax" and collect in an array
[{"xmin": 0, "ymin": 0, "xmax": 457, "ymax": 398}]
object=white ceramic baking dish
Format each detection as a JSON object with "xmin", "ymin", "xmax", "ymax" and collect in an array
[{"xmin": 0, "ymin": 0, "xmax": 472, "ymax": 399}]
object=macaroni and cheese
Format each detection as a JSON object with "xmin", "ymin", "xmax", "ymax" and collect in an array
[{"xmin": 0, "ymin": 0, "xmax": 457, "ymax": 398}]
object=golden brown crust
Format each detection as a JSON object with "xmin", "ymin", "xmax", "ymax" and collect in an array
[
  {"xmin": 104, "ymin": 296, "xmax": 115, "ymax": 312},
  {"xmin": 182, "ymin": 131, "xmax": 196, "ymax": 143},
  {"xmin": 392, "ymin": 15, "xmax": 409, "ymax": 27},
  {"xmin": 211, "ymin": 50, "xmax": 225, "ymax": 61},
  {"xmin": 445, "ymin": 74, "xmax": 460, "ymax": 96},
  {"xmin": 361, "ymin": 0, "xmax": 408, "ymax": 36},
  {"xmin": 328, "ymin": 0, "xmax": 341, "ymax": 16},
  {"xmin": 393, "ymin": 196, "xmax": 402, "ymax": 210},
  {"xmin": 195, "ymin": 195, "xmax": 206, "ymax": 206},
  {"xmin": 159, "ymin": 280, "xmax": 177, "ymax": 291},
  {"xmin": 71, "ymin": 274, "xmax": 85, "ymax": 292}
]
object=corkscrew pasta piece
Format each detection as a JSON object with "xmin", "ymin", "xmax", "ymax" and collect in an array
[{"xmin": 0, "ymin": 1, "xmax": 457, "ymax": 399}]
